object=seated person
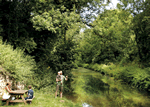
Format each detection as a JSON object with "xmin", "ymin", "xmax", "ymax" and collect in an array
[
  {"xmin": 2, "ymin": 82, "xmax": 16, "ymax": 100},
  {"xmin": 25, "ymin": 85, "xmax": 34, "ymax": 100}
]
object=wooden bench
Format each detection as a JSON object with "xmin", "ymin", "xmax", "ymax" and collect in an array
[
  {"xmin": 26, "ymin": 96, "xmax": 35, "ymax": 104},
  {"xmin": 1, "ymin": 96, "xmax": 35, "ymax": 104},
  {"xmin": 1, "ymin": 99, "xmax": 7, "ymax": 102}
]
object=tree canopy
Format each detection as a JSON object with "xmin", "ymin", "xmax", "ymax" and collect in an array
[{"xmin": 76, "ymin": 9, "xmax": 136, "ymax": 64}]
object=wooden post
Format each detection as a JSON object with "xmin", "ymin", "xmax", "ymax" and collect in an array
[
  {"xmin": 21, "ymin": 95, "xmax": 27, "ymax": 105},
  {"xmin": 6, "ymin": 96, "xmax": 12, "ymax": 105}
]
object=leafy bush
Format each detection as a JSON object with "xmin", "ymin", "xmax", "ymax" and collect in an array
[
  {"xmin": 118, "ymin": 66, "xmax": 150, "ymax": 91},
  {"xmin": 82, "ymin": 63, "xmax": 89, "ymax": 68},
  {"xmin": 0, "ymin": 37, "xmax": 36, "ymax": 83}
]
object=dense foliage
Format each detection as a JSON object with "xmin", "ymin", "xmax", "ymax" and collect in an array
[
  {"xmin": 0, "ymin": 37, "xmax": 36, "ymax": 83},
  {"xmin": 132, "ymin": 1, "xmax": 150, "ymax": 66},
  {"xmin": 116, "ymin": 0, "xmax": 150, "ymax": 67},
  {"xmin": 76, "ymin": 9, "xmax": 136, "ymax": 64}
]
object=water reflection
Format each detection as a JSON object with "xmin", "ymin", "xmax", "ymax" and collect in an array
[
  {"xmin": 82, "ymin": 102, "xmax": 93, "ymax": 107},
  {"xmin": 65, "ymin": 67, "xmax": 150, "ymax": 107},
  {"xmin": 64, "ymin": 68, "xmax": 109, "ymax": 107}
]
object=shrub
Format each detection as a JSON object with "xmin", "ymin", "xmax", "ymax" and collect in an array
[
  {"xmin": 0, "ymin": 37, "xmax": 36, "ymax": 83},
  {"xmin": 82, "ymin": 63, "xmax": 89, "ymax": 68}
]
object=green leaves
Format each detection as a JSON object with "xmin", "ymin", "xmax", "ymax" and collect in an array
[
  {"xmin": 0, "ymin": 38, "xmax": 36, "ymax": 82},
  {"xmin": 32, "ymin": 6, "xmax": 81, "ymax": 35},
  {"xmin": 132, "ymin": 2, "xmax": 150, "ymax": 65},
  {"xmin": 77, "ymin": 9, "xmax": 134, "ymax": 64},
  {"xmin": 0, "ymin": 0, "xmax": 37, "ymax": 54},
  {"xmin": 117, "ymin": 3, "xmax": 123, "ymax": 10}
]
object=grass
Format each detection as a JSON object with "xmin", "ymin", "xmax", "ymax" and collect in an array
[{"xmin": 0, "ymin": 91, "xmax": 82, "ymax": 107}]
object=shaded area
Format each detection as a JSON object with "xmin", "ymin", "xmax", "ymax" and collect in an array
[
  {"xmin": 84, "ymin": 75, "xmax": 109, "ymax": 94},
  {"xmin": 64, "ymin": 93, "xmax": 78, "ymax": 102}
]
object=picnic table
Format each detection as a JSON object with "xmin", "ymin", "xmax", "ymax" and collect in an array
[{"xmin": 6, "ymin": 90, "xmax": 28, "ymax": 105}]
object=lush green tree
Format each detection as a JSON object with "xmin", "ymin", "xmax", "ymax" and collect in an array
[
  {"xmin": 77, "ymin": 9, "xmax": 136, "ymax": 64},
  {"xmin": 117, "ymin": 0, "xmax": 146, "ymax": 15},
  {"xmin": 116, "ymin": 0, "xmax": 150, "ymax": 66},
  {"xmin": 132, "ymin": 0, "xmax": 150, "ymax": 66},
  {"xmin": 0, "ymin": 0, "xmax": 37, "ymax": 53},
  {"xmin": 32, "ymin": 0, "xmax": 100, "ymax": 13},
  {"xmin": 31, "ymin": 4, "xmax": 83, "ymax": 91}
]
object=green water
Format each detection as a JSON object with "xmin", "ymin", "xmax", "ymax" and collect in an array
[{"xmin": 64, "ymin": 67, "xmax": 150, "ymax": 107}]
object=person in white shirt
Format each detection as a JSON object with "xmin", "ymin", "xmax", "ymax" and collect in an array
[
  {"xmin": 2, "ymin": 82, "xmax": 16, "ymax": 100},
  {"xmin": 55, "ymin": 71, "xmax": 68, "ymax": 98}
]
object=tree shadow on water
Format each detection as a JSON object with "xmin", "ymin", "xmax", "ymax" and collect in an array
[{"xmin": 84, "ymin": 75, "xmax": 110, "ymax": 94}]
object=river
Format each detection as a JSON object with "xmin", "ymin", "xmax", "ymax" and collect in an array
[{"xmin": 64, "ymin": 67, "xmax": 150, "ymax": 107}]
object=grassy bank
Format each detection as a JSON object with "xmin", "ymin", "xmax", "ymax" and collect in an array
[
  {"xmin": 0, "ymin": 91, "xmax": 82, "ymax": 107},
  {"xmin": 78, "ymin": 63, "xmax": 150, "ymax": 92}
]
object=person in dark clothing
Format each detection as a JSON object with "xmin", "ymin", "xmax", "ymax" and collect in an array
[{"xmin": 25, "ymin": 85, "xmax": 34, "ymax": 100}]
